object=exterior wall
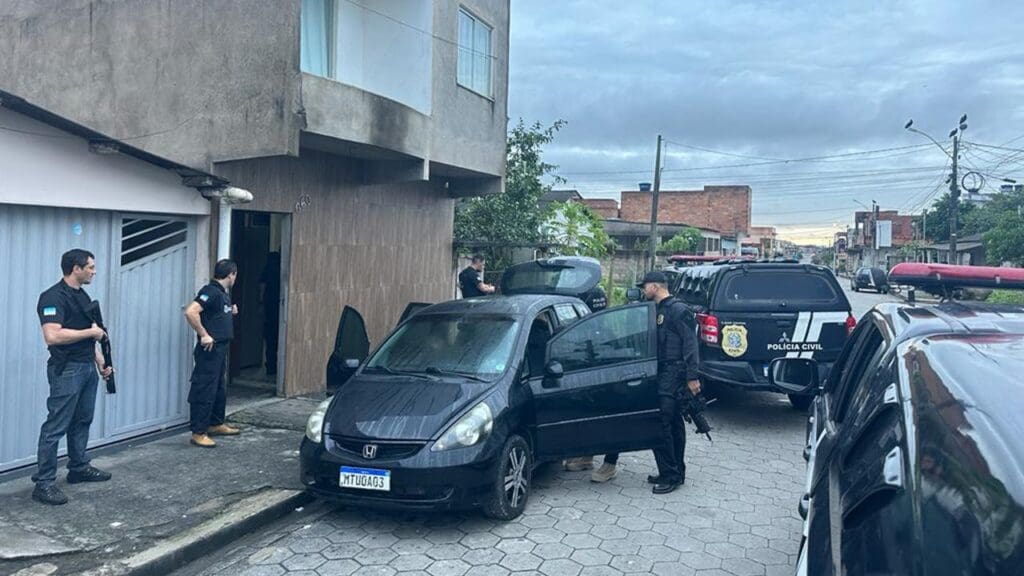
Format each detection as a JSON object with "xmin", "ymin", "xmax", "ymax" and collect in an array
[
  {"xmin": 582, "ymin": 199, "xmax": 620, "ymax": 219},
  {"xmin": 0, "ymin": 0, "xmax": 509, "ymax": 181},
  {"xmin": 0, "ymin": 0, "xmax": 303, "ymax": 172},
  {"xmin": 215, "ymin": 151, "xmax": 455, "ymax": 396},
  {"xmin": 619, "ymin": 186, "xmax": 751, "ymax": 235},
  {"xmin": 428, "ymin": 0, "xmax": 510, "ymax": 179},
  {"xmin": 0, "ymin": 108, "xmax": 210, "ymax": 216}
]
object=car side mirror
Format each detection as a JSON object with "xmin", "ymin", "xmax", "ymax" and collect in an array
[
  {"xmin": 769, "ymin": 358, "xmax": 820, "ymax": 394},
  {"xmin": 542, "ymin": 361, "xmax": 564, "ymax": 388},
  {"xmin": 344, "ymin": 358, "xmax": 361, "ymax": 369},
  {"xmin": 626, "ymin": 288, "xmax": 643, "ymax": 302}
]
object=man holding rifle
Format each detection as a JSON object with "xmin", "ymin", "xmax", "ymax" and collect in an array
[{"xmin": 32, "ymin": 249, "xmax": 115, "ymax": 506}]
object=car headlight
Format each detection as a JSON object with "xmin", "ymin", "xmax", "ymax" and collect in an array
[
  {"xmin": 432, "ymin": 402, "xmax": 493, "ymax": 452},
  {"xmin": 305, "ymin": 398, "xmax": 333, "ymax": 443}
]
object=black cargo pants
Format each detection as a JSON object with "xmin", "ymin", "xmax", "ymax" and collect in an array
[
  {"xmin": 652, "ymin": 363, "xmax": 687, "ymax": 483},
  {"xmin": 188, "ymin": 341, "xmax": 229, "ymax": 434}
]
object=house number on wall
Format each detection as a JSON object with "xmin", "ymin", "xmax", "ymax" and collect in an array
[{"xmin": 295, "ymin": 194, "xmax": 312, "ymax": 212}]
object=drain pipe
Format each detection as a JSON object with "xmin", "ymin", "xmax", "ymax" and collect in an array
[{"xmin": 200, "ymin": 186, "xmax": 254, "ymax": 260}]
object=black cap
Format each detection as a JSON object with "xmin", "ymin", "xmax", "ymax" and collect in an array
[{"xmin": 636, "ymin": 271, "xmax": 669, "ymax": 287}]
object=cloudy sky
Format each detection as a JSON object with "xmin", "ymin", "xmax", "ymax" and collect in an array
[{"xmin": 507, "ymin": 0, "xmax": 1024, "ymax": 244}]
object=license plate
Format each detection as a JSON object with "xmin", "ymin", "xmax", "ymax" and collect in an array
[{"xmin": 339, "ymin": 466, "xmax": 391, "ymax": 491}]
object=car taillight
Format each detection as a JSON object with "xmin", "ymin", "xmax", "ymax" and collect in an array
[
  {"xmin": 846, "ymin": 313, "xmax": 857, "ymax": 336},
  {"xmin": 696, "ymin": 313, "xmax": 719, "ymax": 345}
]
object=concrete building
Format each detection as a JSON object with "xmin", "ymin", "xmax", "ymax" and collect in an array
[
  {"xmin": 0, "ymin": 90, "xmax": 231, "ymax": 472},
  {"xmin": 0, "ymin": 0, "xmax": 510, "ymax": 398},
  {"xmin": 847, "ymin": 209, "xmax": 916, "ymax": 269}
]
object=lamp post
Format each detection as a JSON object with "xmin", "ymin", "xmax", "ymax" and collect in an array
[{"xmin": 905, "ymin": 116, "xmax": 967, "ymax": 263}]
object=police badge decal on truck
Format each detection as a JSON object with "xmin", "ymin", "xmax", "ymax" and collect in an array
[{"xmin": 721, "ymin": 324, "xmax": 748, "ymax": 357}]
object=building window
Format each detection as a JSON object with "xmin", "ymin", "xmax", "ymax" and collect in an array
[
  {"xmin": 458, "ymin": 8, "xmax": 492, "ymax": 98},
  {"xmin": 301, "ymin": 0, "xmax": 332, "ymax": 77},
  {"xmin": 300, "ymin": 0, "xmax": 433, "ymax": 114}
]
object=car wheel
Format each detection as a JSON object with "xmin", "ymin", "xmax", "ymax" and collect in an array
[
  {"xmin": 879, "ymin": 285, "xmax": 889, "ymax": 294},
  {"xmin": 788, "ymin": 394, "xmax": 813, "ymax": 412},
  {"xmin": 851, "ymin": 285, "xmax": 858, "ymax": 292},
  {"xmin": 483, "ymin": 435, "xmax": 532, "ymax": 521}
]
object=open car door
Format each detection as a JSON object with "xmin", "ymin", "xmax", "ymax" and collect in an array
[
  {"xmin": 526, "ymin": 302, "xmax": 662, "ymax": 461},
  {"xmin": 325, "ymin": 305, "xmax": 370, "ymax": 391},
  {"xmin": 396, "ymin": 302, "xmax": 432, "ymax": 326}
]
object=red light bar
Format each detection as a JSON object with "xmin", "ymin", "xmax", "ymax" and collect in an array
[{"xmin": 888, "ymin": 263, "xmax": 1024, "ymax": 290}]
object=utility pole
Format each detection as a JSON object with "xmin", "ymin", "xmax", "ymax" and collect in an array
[
  {"xmin": 647, "ymin": 134, "xmax": 663, "ymax": 271},
  {"xmin": 949, "ymin": 133, "xmax": 960, "ymax": 264}
]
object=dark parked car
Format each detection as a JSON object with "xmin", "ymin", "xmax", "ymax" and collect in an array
[
  {"xmin": 301, "ymin": 257, "xmax": 667, "ymax": 519},
  {"xmin": 671, "ymin": 262, "xmax": 855, "ymax": 410},
  {"xmin": 850, "ymin": 266, "xmax": 889, "ymax": 293},
  {"xmin": 772, "ymin": 263, "xmax": 1024, "ymax": 575}
]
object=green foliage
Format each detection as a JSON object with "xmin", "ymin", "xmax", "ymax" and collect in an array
[
  {"xmin": 986, "ymin": 289, "xmax": 1024, "ymax": 305},
  {"xmin": 918, "ymin": 192, "xmax": 976, "ymax": 243},
  {"xmin": 658, "ymin": 227, "xmax": 703, "ymax": 254},
  {"xmin": 454, "ymin": 119, "xmax": 566, "ymax": 269},
  {"xmin": 541, "ymin": 200, "xmax": 613, "ymax": 259}
]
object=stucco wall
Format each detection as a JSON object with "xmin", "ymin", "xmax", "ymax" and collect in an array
[{"xmin": 0, "ymin": 0, "xmax": 303, "ymax": 172}]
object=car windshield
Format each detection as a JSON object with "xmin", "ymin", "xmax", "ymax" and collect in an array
[{"xmin": 365, "ymin": 314, "xmax": 519, "ymax": 380}]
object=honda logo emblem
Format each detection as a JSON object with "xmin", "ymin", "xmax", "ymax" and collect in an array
[{"xmin": 362, "ymin": 444, "xmax": 378, "ymax": 459}]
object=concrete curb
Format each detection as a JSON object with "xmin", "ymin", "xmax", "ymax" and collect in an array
[{"xmin": 83, "ymin": 489, "xmax": 313, "ymax": 576}]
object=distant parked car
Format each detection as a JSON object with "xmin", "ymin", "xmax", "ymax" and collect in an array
[{"xmin": 851, "ymin": 266, "xmax": 889, "ymax": 293}]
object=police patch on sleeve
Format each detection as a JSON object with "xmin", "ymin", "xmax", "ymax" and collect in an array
[
  {"xmin": 199, "ymin": 294, "xmax": 209, "ymax": 302},
  {"xmin": 721, "ymin": 324, "xmax": 748, "ymax": 358},
  {"xmin": 43, "ymin": 306, "xmax": 58, "ymax": 316}
]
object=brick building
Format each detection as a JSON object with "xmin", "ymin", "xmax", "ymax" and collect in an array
[
  {"xmin": 581, "ymin": 198, "xmax": 621, "ymax": 219},
  {"xmin": 618, "ymin": 185, "xmax": 752, "ymax": 236}
]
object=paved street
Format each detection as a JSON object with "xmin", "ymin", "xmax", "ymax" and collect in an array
[{"xmin": 175, "ymin": 286, "xmax": 894, "ymax": 576}]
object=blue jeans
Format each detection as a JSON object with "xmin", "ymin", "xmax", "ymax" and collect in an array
[{"xmin": 33, "ymin": 361, "xmax": 99, "ymax": 486}]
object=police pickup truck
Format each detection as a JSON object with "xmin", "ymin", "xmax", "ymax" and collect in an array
[
  {"xmin": 771, "ymin": 263, "xmax": 1024, "ymax": 575},
  {"xmin": 670, "ymin": 261, "xmax": 855, "ymax": 410}
]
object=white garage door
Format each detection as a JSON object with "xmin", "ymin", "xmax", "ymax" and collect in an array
[{"xmin": 0, "ymin": 204, "xmax": 195, "ymax": 472}]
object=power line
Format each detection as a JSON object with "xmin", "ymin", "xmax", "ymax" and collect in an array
[
  {"xmin": 0, "ymin": 114, "xmax": 198, "ymax": 142},
  {"xmin": 339, "ymin": 0, "xmax": 500, "ymax": 61},
  {"xmin": 556, "ymin": 144, "xmax": 933, "ymax": 176},
  {"xmin": 662, "ymin": 139, "xmax": 783, "ymax": 162}
]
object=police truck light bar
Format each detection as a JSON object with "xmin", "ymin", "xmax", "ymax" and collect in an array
[{"xmin": 888, "ymin": 263, "xmax": 1024, "ymax": 291}]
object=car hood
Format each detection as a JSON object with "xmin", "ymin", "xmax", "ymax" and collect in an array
[{"xmin": 324, "ymin": 375, "xmax": 491, "ymax": 441}]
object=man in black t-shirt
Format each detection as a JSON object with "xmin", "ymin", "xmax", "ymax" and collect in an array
[
  {"xmin": 32, "ymin": 249, "xmax": 115, "ymax": 506},
  {"xmin": 458, "ymin": 254, "xmax": 496, "ymax": 298},
  {"xmin": 183, "ymin": 259, "xmax": 240, "ymax": 448}
]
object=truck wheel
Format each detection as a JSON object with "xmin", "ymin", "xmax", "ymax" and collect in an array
[
  {"xmin": 483, "ymin": 435, "xmax": 532, "ymax": 521},
  {"xmin": 788, "ymin": 394, "xmax": 813, "ymax": 412}
]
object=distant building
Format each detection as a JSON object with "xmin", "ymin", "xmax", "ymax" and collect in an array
[{"xmin": 617, "ymin": 185, "xmax": 752, "ymax": 237}]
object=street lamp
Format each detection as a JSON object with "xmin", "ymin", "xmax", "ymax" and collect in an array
[{"xmin": 905, "ymin": 115, "xmax": 967, "ymax": 263}]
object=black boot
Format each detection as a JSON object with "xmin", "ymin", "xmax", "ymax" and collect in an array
[
  {"xmin": 67, "ymin": 465, "xmax": 112, "ymax": 484},
  {"xmin": 32, "ymin": 484, "xmax": 69, "ymax": 505}
]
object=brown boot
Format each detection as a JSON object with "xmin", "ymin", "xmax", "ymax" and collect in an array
[
  {"xmin": 190, "ymin": 433, "xmax": 216, "ymax": 448},
  {"xmin": 207, "ymin": 424, "xmax": 241, "ymax": 436}
]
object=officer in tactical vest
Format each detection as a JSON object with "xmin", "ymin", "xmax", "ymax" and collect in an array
[{"xmin": 639, "ymin": 271, "xmax": 701, "ymax": 494}]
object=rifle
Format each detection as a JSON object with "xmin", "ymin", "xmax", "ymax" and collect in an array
[
  {"xmin": 86, "ymin": 301, "xmax": 116, "ymax": 394},
  {"xmin": 681, "ymin": 385, "xmax": 712, "ymax": 441}
]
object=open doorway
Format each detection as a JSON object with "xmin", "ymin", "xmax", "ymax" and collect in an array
[{"xmin": 229, "ymin": 210, "xmax": 289, "ymax": 404}]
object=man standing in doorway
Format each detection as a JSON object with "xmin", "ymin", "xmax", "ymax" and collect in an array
[
  {"xmin": 639, "ymin": 271, "xmax": 701, "ymax": 494},
  {"xmin": 32, "ymin": 249, "xmax": 115, "ymax": 505},
  {"xmin": 184, "ymin": 259, "xmax": 241, "ymax": 448},
  {"xmin": 458, "ymin": 254, "xmax": 496, "ymax": 298}
]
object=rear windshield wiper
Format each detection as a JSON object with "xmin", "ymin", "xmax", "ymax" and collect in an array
[
  {"xmin": 424, "ymin": 367, "xmax": 489, "ymax": 382},
  {"xmin": 363, "ymin": 366, "xmax": 437, "ymax": 381}
]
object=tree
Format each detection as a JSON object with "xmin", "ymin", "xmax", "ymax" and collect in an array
[
  {"xmin": 454, "ymin": 119, "xmax": 567, "ymax": 268},
  {"xmin": 962, "ymin": 186, "xmax": 1024, "ymax": 265},
  {"xmin": 658, "ymin": 227, "xmax": 703, "ymax": 254},
  {"xmin": 917, "ymin": 192, "xmax": 976, "ymax": 243},
  {"xmin": 541, "ymin": 201, "xmax": 613, "ymax": 259}
]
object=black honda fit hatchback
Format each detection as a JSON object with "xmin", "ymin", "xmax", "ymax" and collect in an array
[{"xmin": 300, "ymin": 257, "xmax": 666, "ymax": 520}]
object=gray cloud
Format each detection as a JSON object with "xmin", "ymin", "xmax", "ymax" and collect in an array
[{"xmin": 508, "ymin": 0, "xmax": 1024, "ymax": 241}]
